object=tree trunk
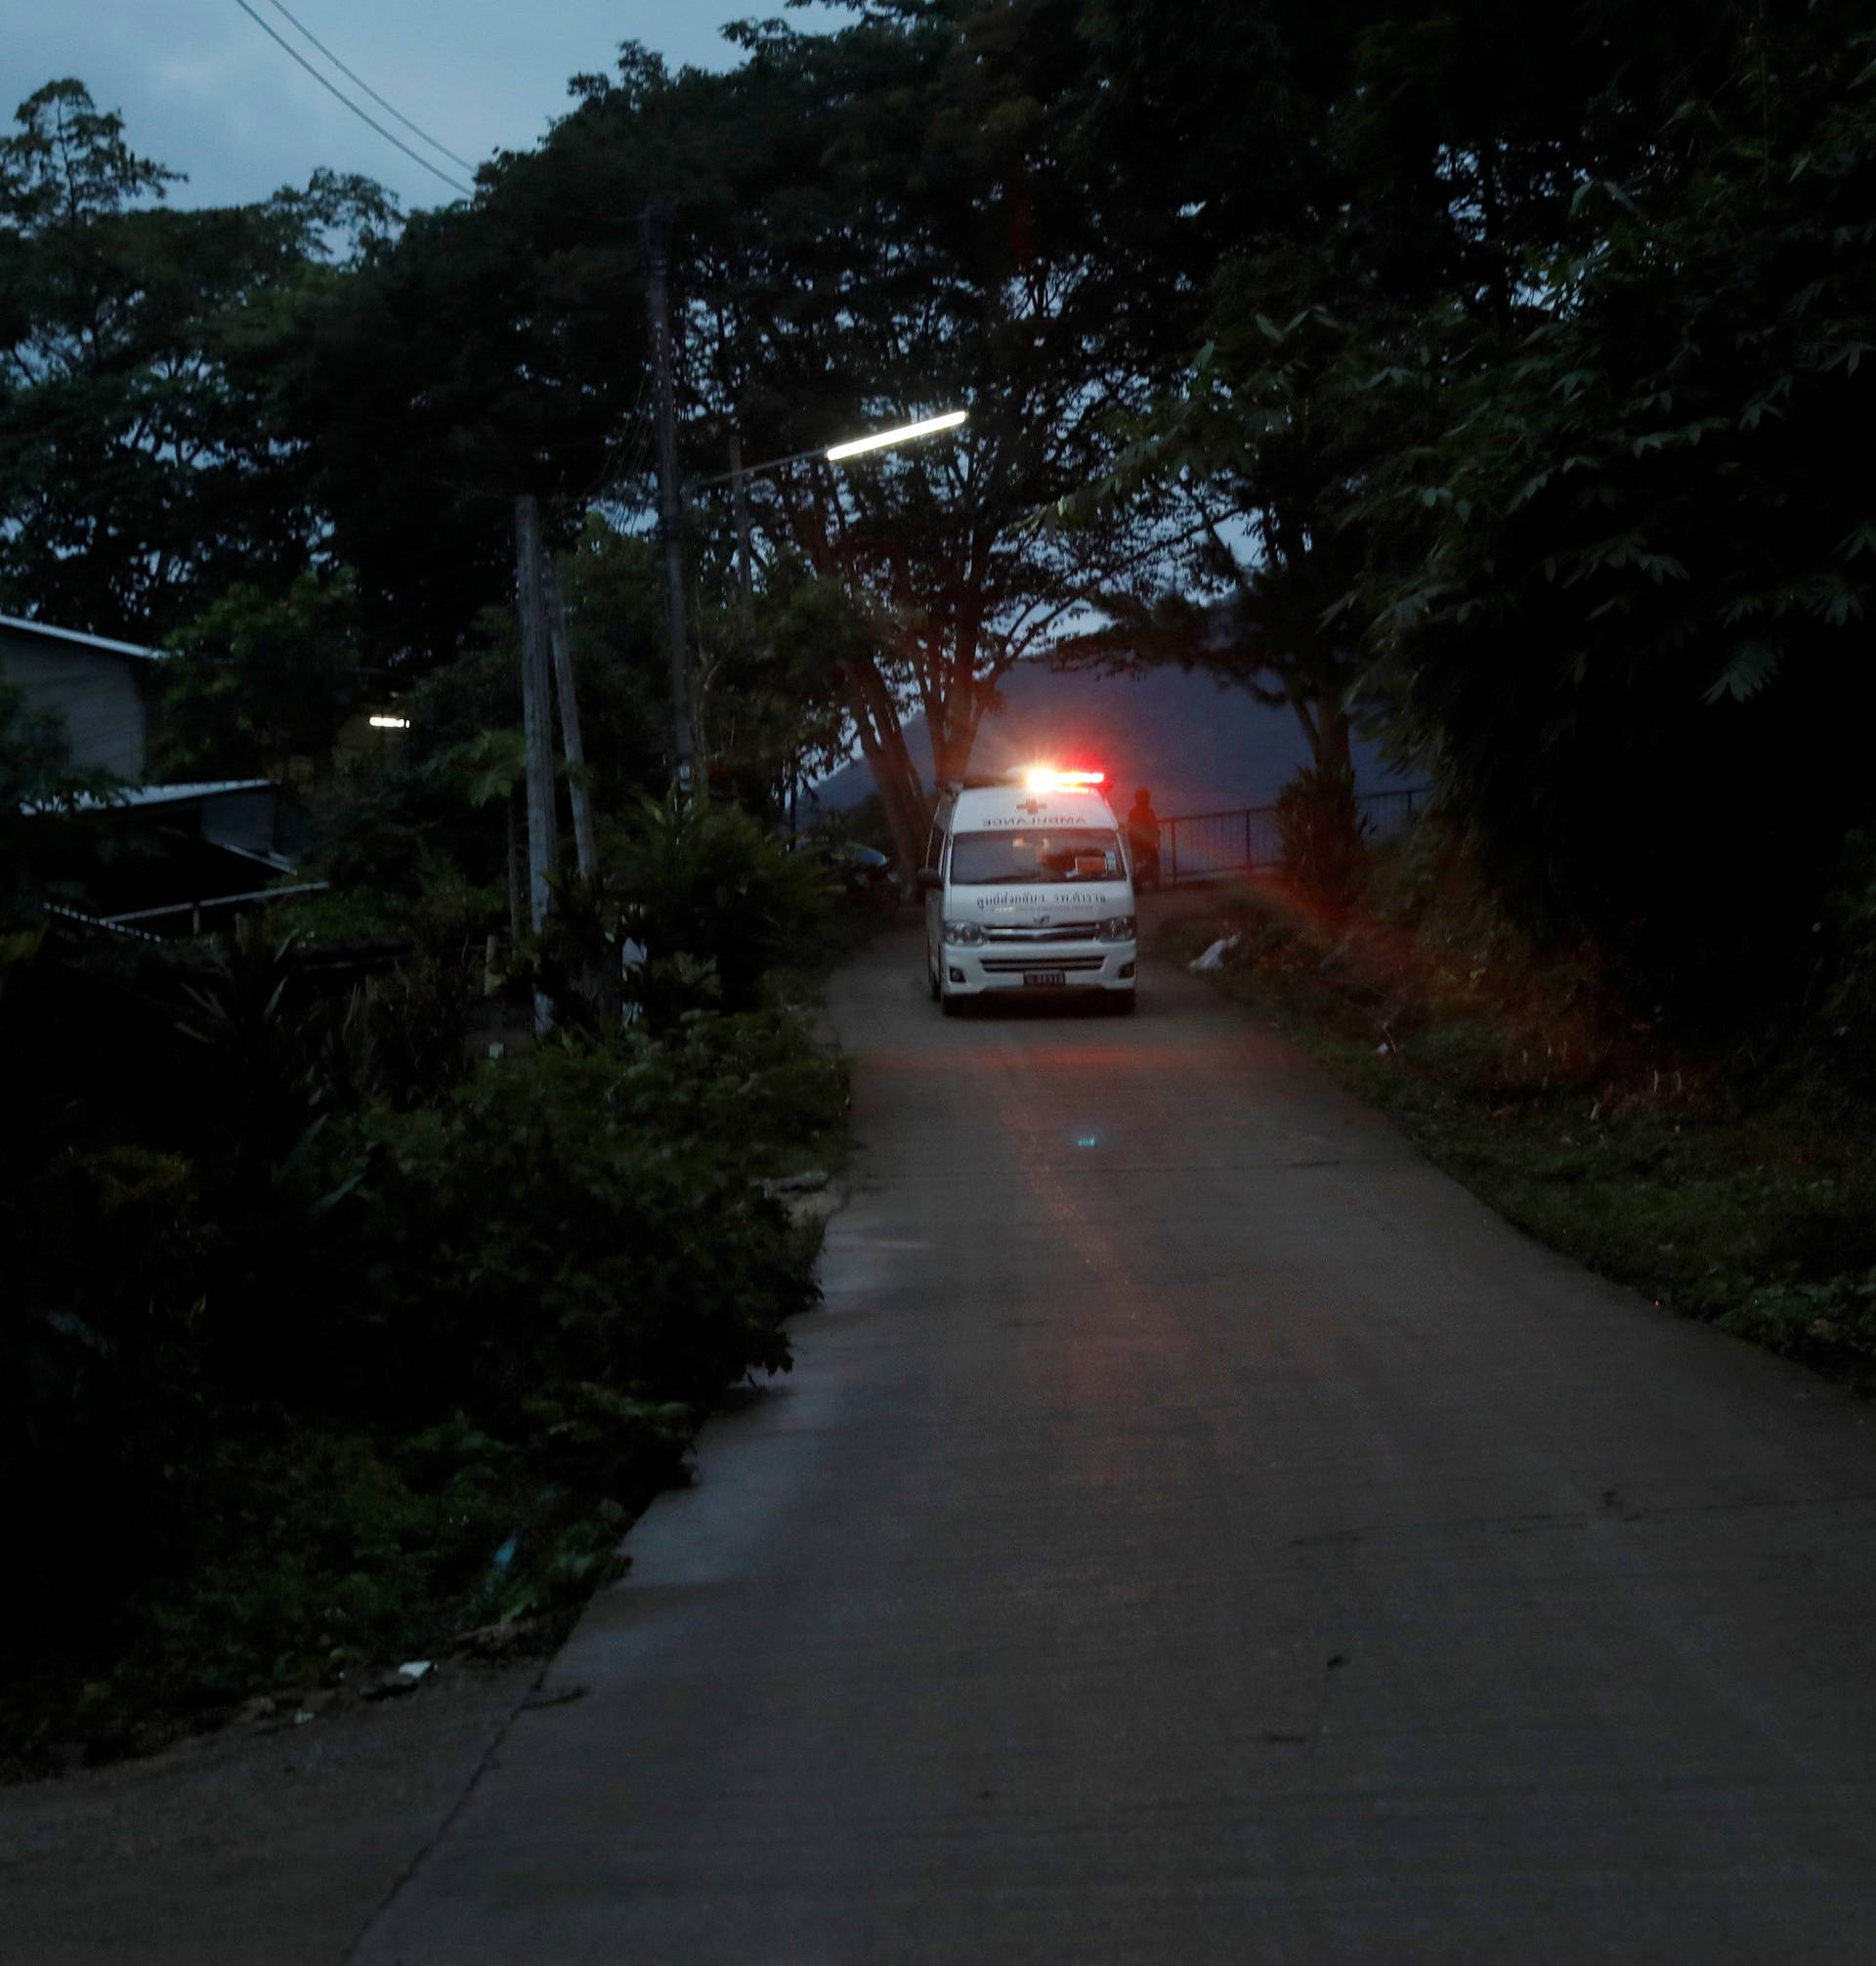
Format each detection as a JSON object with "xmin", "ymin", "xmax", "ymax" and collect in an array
[
  {"xmin": 1314, "ymin": 698, "xmax": 1352, "ymax": 776},
  {"xmin": 1291, "ymin": 690, "xmax": 1351, "ymax": 778},
  {"xmin": 841, "ymin": 654, "xmax": 927, "ymax": 870}
]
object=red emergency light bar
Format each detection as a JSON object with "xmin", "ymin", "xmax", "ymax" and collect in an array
[{"xmin": 1014, "ymin": 765, "xmax": 1106, "ymax": 792}]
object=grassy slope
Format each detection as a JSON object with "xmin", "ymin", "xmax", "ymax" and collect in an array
[{"xmin": 1161, "ymin": 835, "xmax": 1876, "ymax": 1388}]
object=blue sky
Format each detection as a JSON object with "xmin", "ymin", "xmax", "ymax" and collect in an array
[{"xmin": 5, "ymin": 2, "xmax": 849, "ymax": 211}]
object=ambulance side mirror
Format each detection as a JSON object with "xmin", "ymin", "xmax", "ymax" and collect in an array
[{"xmin": 916, "ymin": 869, "xmax": 943, "ymax": 892}]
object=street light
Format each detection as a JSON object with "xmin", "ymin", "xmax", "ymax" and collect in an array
[
  {"xmin": 687, "ymin": 407, "xmax": 969, "ymax": 492},
  {"xmin": 825, "ymin": 409, "xmax": 968, "ymax": 462},
  {"xmin": 673, "ymin": 408, "xmax": 969, "ymax": 792}
]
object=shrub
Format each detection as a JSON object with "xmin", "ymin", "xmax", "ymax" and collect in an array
[
  {"xmin": 320, "ymin": 1033, "xmax": 829, "ymax": 1422},
  {"xmin": 613, "ymin": 792, "xmax": 831, "ymax": 1021},
  {"xmin": 1276, "ymin": 764, "xmax": 1369, "ymax": 910},
  {"xmin": 1818, "ymin": 827, "xmax": 1876, "ymax": 1082}
]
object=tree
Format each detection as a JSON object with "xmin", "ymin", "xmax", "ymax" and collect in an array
[
  {"xmin": 0, "ymin": 80, "xmax": 393, "ymax": 640},
  {"xmin": 156, "ymin": 571, "xmax": 363, "ymax": 781},
  {"xmin": 474, "ymin": 6, "xmax": 1190, "ymax": 865},
  {"xmin": 1357, "ymin": 3, "xmax": 1876, "ymax": 998},
  {"xmin": 1053, "ymin": 271, "xmax": 1409, "ymax": 782}
]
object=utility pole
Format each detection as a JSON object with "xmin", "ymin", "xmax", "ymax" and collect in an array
[
  {"xmin": 729, "ymin": 425, "xmax": 753, "ymax": 637},
  {"xmin": 513, "ymin": 493, "xmax": 560, "ymax": 935},
  {"xmin": 640, "ymin": 198, "xmax": 695, "ymax": 794},
  {"xmin": 544, "ymin": 560, "xmax": 597, "ymax": 882}
]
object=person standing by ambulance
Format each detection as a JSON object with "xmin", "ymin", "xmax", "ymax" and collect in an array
[{"xmin": 1126, "ymin": 788, "xmax": 1162, "ymax": 891}]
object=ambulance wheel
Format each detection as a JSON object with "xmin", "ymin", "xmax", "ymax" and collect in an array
[
  {"xmin": 1110, "ymin": 990, "xmax": 1137, "ymax": 1016},
  {"xmin": 940, "ymin": 988, "xmax": 963, "ymax": 1017},
  {"xmin": 928, "ymin": 960, "xmax": 940, "ymax": 1003}
]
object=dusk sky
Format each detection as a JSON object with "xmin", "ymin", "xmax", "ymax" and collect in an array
[{"xmin": 5, "ymin": 2, "xmax": 849, "ymax": 212}]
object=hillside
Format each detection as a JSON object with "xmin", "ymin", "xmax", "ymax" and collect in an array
[{"xmin": 805, "ymin": 662, "xmax": 1418, "ymax": 821}]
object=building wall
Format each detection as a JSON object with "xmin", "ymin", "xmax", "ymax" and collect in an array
[
  {"xmin": 198, "ymin": 789, "xmax": 284, "ymax": 859},
  {"xmin": 0, "ymin": 633, "xmax": 149, "ymax": 779}
]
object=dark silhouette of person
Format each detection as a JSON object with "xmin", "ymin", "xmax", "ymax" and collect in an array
[{"xmin": 1127, "ymin": 788, "xmax": 1162, "ymax": 890}]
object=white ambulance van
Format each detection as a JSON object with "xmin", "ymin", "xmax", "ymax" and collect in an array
[{"xmin": 917, "ymin": 767, "xmax": 1138, "ymax": 1014}]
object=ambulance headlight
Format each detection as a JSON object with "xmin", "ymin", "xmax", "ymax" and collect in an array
[
  {"xmin": 943, "ymin": 919, "xmax": 987, "ymax": 947},
  {"xmin": 1096, "ymin": 915, "xmax": 1136, "ymax": 943}
]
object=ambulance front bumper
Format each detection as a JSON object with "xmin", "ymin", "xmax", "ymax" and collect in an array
[{"xmin": 941, "ymin": 939, "xmax": 1137, "ymax": 995}]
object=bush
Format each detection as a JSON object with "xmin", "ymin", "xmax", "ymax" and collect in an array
[
  {"xmin": 1276, "ymin": 764, "xmax": 1368, "ymax": 910},
  {"xmin": 1818, "ymin": 827, "xmax": 1876, "ymax": 1083},
  {"xmin": 319, "ymin": 1029, "xmax": 832, "ymax": 1422},
  {"xmin": 613, "ymin": 792, "xmax": 832, "ymax": 1022}
]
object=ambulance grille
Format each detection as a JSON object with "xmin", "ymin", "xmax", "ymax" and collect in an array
[{"xmin": 979, "ymin": 957, "xmax": 1105, "ymax": 974}]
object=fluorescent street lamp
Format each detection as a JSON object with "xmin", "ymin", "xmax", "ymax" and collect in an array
[
  {"xmin": 687, "ymin": 408, "xmax": 969, "ymax": 492},
  {"xmin": 661, "ymin": 406, "xmax": 969, "ymax": 797},
  {"xmin": 825, "ymin": 408, "xmax": 969, "ymax": 462}
]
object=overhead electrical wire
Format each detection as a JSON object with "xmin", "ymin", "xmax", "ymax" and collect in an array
[
  {"xmin": 234, "ymin": 0, "xmax": 638, "ymax": 231},
  {"xmin": 261, "ymin": 0, "xmax": 480, "ymax": 174},
  {"xmin": 231, "ymin": 0, "xmax": 475, "ymax": 197}
]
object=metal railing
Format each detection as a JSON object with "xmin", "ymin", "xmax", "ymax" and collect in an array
[
  {"xmin": 1160, "ymin": 787, "xmax": 1429, "ymax": 884},
  {"xmin": 103, "ymin": 880, "xmax": 330, "ymax": 938}
]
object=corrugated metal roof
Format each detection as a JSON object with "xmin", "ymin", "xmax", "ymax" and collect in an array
[
  {"xmin": 78, "ymin": 779, "xmax": 277, "ymax": 810},
  {"xmin": 0, "ymin": 612, "xmax": 167, "ymax": 662}
]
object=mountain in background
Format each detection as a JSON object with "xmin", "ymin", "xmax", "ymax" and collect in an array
[{"xmin": 805, "ymin": 662, "xmax": 1421, "ymax": 822}]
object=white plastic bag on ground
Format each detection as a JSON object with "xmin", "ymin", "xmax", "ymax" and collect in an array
[{"xmin": 1188, "ymin": 933, "xmax": 1241, "ymax": 972}]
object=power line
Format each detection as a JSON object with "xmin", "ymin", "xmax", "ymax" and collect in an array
[
  {"xmin": 579, "ymin": 364, "xmax": 656, "ymax": 509},
  {"xmin": 263, "ymin": 0, "xmax": 479, "ymax": 174},
  {"xmin": 231, "ymin": 0, "xmax": 475, "ymax": 198}
]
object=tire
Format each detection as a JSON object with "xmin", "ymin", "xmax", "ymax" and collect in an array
[
  {"xmin": 940, "ymin": 988, "xmax": 963, "ymax": 1017},
  {"xmin": 1110, "ymin": 990, "xmax": 1137, "ymax": 1016},
  {"xmin": 928, "ymin": 959, "xmax": 940, "ymax": 1003}
]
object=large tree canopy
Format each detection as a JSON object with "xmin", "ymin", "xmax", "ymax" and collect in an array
[
  {"xmin": 0, "ymin": 80, "xmax": 392, "ymax": 640},
  {"xmin": 452, "ymin": 2, "xmax": 1198, "ymax": 865},
  {"xmin": 1057, "ymin": 0, "xmax": 1876, "ymax": 1002}
]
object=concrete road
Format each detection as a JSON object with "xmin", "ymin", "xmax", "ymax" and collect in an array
[{"xmin": 355, "ymin": 912, "xmax": 1876, "ymax": 1963}]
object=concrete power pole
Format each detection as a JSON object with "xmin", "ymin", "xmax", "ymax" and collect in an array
[
  {"xmin": 544, "ymin": 561, "xmax": 597, "ymax": 882},
  {"xmin": 640, "ymin": 199, "xmax": 696, "ymax": 794},
  {"xmin": 730, "ymin": 425, "xmax": 753, "ymax": 637},
  {"xmin": 513, "ymin": 493, "xmax": 560, "ymax": 934}
]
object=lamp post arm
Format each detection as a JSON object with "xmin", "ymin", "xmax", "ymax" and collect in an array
[{"xmin": 684, "ymin": 442, "xmax": 833, "ymax": 495}]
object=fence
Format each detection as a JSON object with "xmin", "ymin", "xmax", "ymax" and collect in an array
[{"xmin": 1160, "ymin": 786, "xmax": 1429, "ymax": 884}]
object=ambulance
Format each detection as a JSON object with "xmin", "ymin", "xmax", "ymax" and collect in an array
[{"xmin": 917, "ymin": 766, "xmax": 1138, "ymax": 1014}]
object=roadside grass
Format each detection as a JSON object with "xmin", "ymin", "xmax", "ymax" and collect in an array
[
  {"xmin": 1161, "ymin": 833, "xmax": 1876, "ymax": 1389},
  {"xmin": 0, "ymin": 1402, "xmax": 698, "ymax": 1778}
]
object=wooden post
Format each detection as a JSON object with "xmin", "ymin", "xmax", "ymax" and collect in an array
[
  {"xmin": 514, "ymin": 494, "xmax": 560, "ymax": 935},
  {"xmin": 640, "ymin": 200, "xmax": 696, "ymax": 793},
  {"xmin": 545, "ymin": 560, "xmax": 597, "ymax": 882}
]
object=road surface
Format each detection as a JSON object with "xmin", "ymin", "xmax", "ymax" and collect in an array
[{"xmin": 354, "ymin": 909, "xmax": 1876, "ymax": 1962}]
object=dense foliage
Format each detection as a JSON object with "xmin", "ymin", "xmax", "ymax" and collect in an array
[
  {"xmin": 0, "ymin": 669, "xmax": 846, "ymax": 1765},
  {"xmin": 1064, "ymin": 0, "xmax": 1876, "ymax": 1008}
]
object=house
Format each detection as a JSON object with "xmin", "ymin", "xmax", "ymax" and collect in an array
[
  {"xmin": 5, "ymin": 613, "xmax": 312, "ymax": 934},
  {"xmin": 0, "ymin": 612, "xmax": 165, "ymax": 779}
]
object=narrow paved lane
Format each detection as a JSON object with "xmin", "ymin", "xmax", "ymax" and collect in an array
[{"xmin": 359, "ymin": 913, "xmax": 1876, "ymax": 1962}]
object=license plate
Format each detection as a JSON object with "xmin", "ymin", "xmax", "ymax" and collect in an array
[{"xmin": 1024, "ymin": 970, "xmax": 1066, "ymax": 988}]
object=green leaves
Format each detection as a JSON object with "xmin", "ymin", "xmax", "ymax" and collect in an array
[
  {"xmin": 1, "ymin": 83, "xmax": 386, "ymax": 639},
  {"xmin": 1701, "ymin": 641, "xmax": 1783, "ymax": 705}
]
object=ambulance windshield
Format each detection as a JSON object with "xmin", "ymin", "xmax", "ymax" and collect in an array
[{"xmin": 949, "ymin": 829, "xmax": 1125, "ymax": 885}]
